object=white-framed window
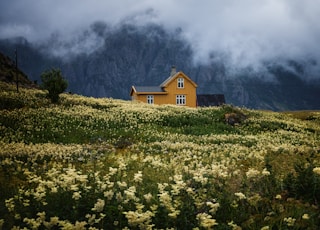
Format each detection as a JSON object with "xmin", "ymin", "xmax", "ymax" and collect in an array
[
  {"xmin": 176, "ymin": 95, "xmax": 186, "ymax": 105},
  {"xmin": 147, "ymin": 95, "xmax": 154, "ymax": 104},
  {"xmin": 177, "ymin": 78, "xmax": 184, "ymax": 88}
]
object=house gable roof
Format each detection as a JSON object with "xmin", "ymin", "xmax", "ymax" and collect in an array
[
  {"xmin": 160, "ymin": 71, "xmax": 198, "ymax": 88},
  {"xmin": 130, "ymin": 69, "xmax": 197, "ymax": 96},
  {"xmin": 130, "ymin": 86, "xmax": 167, "ymax": 96}
]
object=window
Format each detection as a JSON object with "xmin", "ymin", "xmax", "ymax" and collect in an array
[
  {"xmin": 177, "ymin": 78, "xmax": 184, "ymax": 88},
  {"xmin": 147, "ymin": 95, "xmax": 154, "ymax": 104},
  {"xmin": 176, "ymin": 95, "xmax": 186, "ymax": 105}
]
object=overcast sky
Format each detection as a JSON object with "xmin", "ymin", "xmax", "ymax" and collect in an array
[{"xmin": 1, "ymin": 0, "xmax": 320, "ymax": 73}]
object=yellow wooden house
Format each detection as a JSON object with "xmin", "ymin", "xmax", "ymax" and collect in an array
[{"xmin": 130, "ymin": 66, "xmax": 198, "ymax": 107}]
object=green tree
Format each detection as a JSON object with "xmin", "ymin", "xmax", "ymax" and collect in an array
[{"xmin": 41, "ymin": 68, "xmax": 68, "ymax": 103}]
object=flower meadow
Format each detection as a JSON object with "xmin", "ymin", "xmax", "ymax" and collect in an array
[{"xmin": 1, "ymin": 82, "xmax": 320, "ymax": 229}]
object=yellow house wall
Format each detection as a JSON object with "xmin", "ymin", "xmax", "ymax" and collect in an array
[
  {"xmin": 132, "ymin": 94, "xmax": 169, "ymax": 105},
  {"xmin": 162, "ymin": 74, "xmax": 197, "ymax": 107},
  {"xmin": 131, "ymin": 73, "xmax": 197, "ymax": 107},
  {"xmin": 153, "ymin": 95, "xmax": 169, "ymax": 105},
  {"xmin": 132, "ymin": 94, "xmax": 147, "ymax": 102}
]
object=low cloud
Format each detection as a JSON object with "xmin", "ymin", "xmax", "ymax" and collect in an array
[{"xmin": 1, "ymin": 0, "xmax": 320, "ymax": 78}]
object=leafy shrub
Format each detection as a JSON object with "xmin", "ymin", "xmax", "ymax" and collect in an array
[
  {"xmin": 41, "ymin": 68, "xmax": 68, "ymax": 103},
  {"xmin": 284, "ymin": 163, "xmax": 320, "ymax": 204}
]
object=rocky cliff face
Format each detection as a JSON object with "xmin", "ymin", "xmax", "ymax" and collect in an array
[{"xmin": 1, "ymin": 23, "xmax": 319, "ymax": 110}]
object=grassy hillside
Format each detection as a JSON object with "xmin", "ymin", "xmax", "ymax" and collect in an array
[{"xmin": 1, "ymin": 82, "xmax": 320, "ymax": 229}]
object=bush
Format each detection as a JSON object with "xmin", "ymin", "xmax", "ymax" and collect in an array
[
  {"xmin": 284, "ymin": 163, "xmax": 320, "ymax": 204},
  {"xmin": 41, "ymin": 68, "xmax": 68, "ymax": 103}
]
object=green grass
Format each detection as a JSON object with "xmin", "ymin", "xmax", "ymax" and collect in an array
[{"xmin": 0, "ymin": 82, "xmax": 320, "ymax": 229}]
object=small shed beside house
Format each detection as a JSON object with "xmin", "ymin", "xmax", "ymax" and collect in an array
[{"xmin": 197, "ymin": 94, "xmax": 226, "ymax": 107}]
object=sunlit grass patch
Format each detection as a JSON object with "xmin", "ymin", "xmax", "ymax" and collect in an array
[{"xmin": 282, "ymin": 110, "xmax": 320, "ymax": 121}]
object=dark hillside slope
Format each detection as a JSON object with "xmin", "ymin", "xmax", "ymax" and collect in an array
[{"xmin": 0, "ymin": 51, "xmax": 35, "ymax": 87}]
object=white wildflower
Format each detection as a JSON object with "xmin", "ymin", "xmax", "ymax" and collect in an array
[
  {"xmin": 23, "ymin": 217, "xmax": 41, "ymax": 229},
  {"xmin": 117, "ymin": 181, "xmax": 127, "ymax": 189},
  {"xmin": 196, "ymin": 213, "xmax": 218, "ymax": 228},
  {"xmin": 235, "ymin": 192, "xmax": 246, "ymax": 200},
  {"xmin": 302, "ymin": 213, "xmax": 309, "ymax": 220},
  {"xmin": 158, "ymin": 191, "xmax": 172, "ymax": 207},
  {"xmin": 133, "ymin": 171, "xmax": 143, "ymax": 183},
  {"xmin": 313, "ymin": 167, "xmax": 320, "ymax": 175},
  {"xmin": 246, "ymin": 168, "xmax": 260, "ymax": 179},
  {"xmin": 206, "ymin": 201, "xmax": 220, "ymax": 214},
  {"xmin": 260, "ymin": 226, "xmax": 269, "ymax": 230},
  {"xmin": 92, "ymin": 199, "xmax": 105, "ymax": 212},
  {"xmin": 72, "ymin": 191, "xmax": 82, "ymax": 200},
  {"xmin": 168, "ymin": 209, "xmax": 180, "ymax": 219},
  {"xmin": 104, "ymin": 190, "xmax": 114, "ymax": 200},
  {"xmin": 109, "ymin": 167, "xmax": 118, "ymax": 176},
  {"xmin": 143, "ymin": 193, "xmax": 153, "ymax": 203},
  {"xmin": 284, "ymin": 217, "xmax": 296, "ymax": 226},
  {"xmin": 262, "ymin": 168, "xmax": 271, "ymax": 176},
  {"xmin": 124, "ymin": 186, "xmax": 138, "ymax": 201},
  {"xmin": 123, "ymin": 209, "xmax": 154, "ymax": 228},
  {"xmin": 228, "ymin": 221, "xmax": 242, "ymax": 230},
  {"xmin": 5, "ymin": 198, "xmax": 15, "ymax": 212},
  {"xmin": 275, "ymin": 194, "xmax": 282, "ymax": 200}
]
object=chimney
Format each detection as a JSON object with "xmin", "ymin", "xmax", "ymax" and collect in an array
[{"xmin": 170, "ymin": 65, "xmax": 176, "ymax": 76}]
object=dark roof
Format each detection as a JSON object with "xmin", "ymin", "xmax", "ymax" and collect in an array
[
  {"xmin": 160, "ymin": 74, "xmax": 176, "ymax": 87},
  {"xmin": 197, "ymin": 94, "xmax": 226, "ymax": 107},
  {"xmin": 134, "ymin": 86, "xmax": 164, "ymax": 93}
]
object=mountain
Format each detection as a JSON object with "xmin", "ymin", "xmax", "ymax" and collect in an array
[{"xmin": 1, "ymin": 23, "xmax": 319, "ymax": 111}]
